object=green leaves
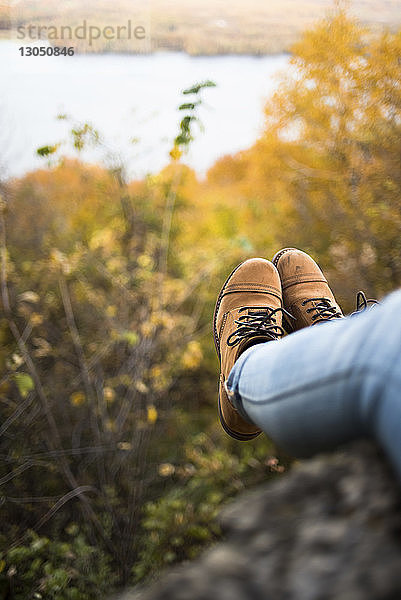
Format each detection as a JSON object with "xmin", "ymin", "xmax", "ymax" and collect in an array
[
  {"xmin": 36, "ymin": 145, "xmax": 59, "ymax": 158},
  {"xmin": 118, "ymin": 331, "xmax": 139, "ymax": 347},
  {"xmin": 178, "ymin": 102, "xmax": 200, "ymax": 111},
  {"xmin": 175, "ymin": 115, "xmax": 197, "ymax": 147},
  {"xmin": 37, "ymin": 120, "xmax": 101, "ymax": 167},
  {"xmin": 1, "ymin": 530, "xmax": 115, "ymax": 600},
  {"xmin": 13, "ymin": 373, "xmax": 34, "ymax": 398},
  {"xmin": 133, "ymin": 432, "xmax": 278, "ymax": 582},
  {"xmin": 71, "ymin": 123, "xmax": 100, "ymax": 152},
  {"xmin": 173, "ymin": 80, "xmax": 216, "ymax": 154},
  {"xmin": 182, "ymin": 81, "xmax": 216, "ymax": 95}
]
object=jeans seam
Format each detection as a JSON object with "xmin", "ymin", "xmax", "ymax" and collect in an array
[{"xmin": 240, "ymin": 364, "xmax": 401, "ymax": 408}]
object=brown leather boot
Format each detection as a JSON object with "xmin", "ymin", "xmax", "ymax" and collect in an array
[
  {"xmin": 272, "ymin": 248, "xmax": 343, "ymax": 332},
  {"xmin": 213, "ymin": 258, "xmax": 285, "ymax": 440}
]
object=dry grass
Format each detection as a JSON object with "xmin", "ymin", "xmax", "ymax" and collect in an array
[{"xmin": 1, "ymin": 0, "xmax": 400, "ymax": 54}]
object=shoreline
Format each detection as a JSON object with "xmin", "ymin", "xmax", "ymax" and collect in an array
[{"xmin": 1, "ymin": 0, "xmax": 399, "ymax": 58}]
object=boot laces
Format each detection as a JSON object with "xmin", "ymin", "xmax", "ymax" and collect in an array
[
  {"xmin": 227, "ymin": 306, "xmax": 292, "ymax": 347},
  {"xmin": 352, "ymin": 291, "xmax": 379, "ymax": 315},
  {"xmin": 301, "ymin": 297, "xmax": 342, "ymax": 324},
  {"xmin": 303, "ymin": 291, "xmax": 378, "ymax": 323}
]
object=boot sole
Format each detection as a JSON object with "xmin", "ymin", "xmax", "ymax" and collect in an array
[{"xmin": 213, "ymin": 261, "xmax": 261, "ymax": 441}]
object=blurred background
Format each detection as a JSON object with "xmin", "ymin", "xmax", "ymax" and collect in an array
[{"xmin": 0, "ymin": 0, "xmax": 400, "ymax": 597}]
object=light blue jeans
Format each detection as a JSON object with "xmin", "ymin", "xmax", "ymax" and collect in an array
[{"xmin": 227, "ymin": 289, "xmax": 401, "ymax": 480}]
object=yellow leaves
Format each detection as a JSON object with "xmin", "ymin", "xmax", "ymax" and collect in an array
[
  {"xmin": 72, "ymin": 387, "xmax": 116, "ymax": 407},
  {"xmin": 175, "ymin": 513, "xmax": 184, "ymax": 526},
  {"xmin": 145, "ymin": 173, "xmax": 160, "ymax": 187},
  {"xmin": 147, "ymin": 405, "xmax": 158, "ymax": 425},
  {"xmin": 106, "ymin": 305, "xmax": 117, "ymax": 317},
  {"xmin": 106, "ymin": 256, "xmax": 126, "ymax": 274},
  {"xmin": 149, "ymin": 365, "xmax": 162, "ymax": 379},
  {"xmin": 169, "ymin": 144, "xmax": 183, "ymax": 162},
  {"xmin": 103, "ymin": 387, "xmax": 116, "ymax": 404},
  {"xmin": 89, "ymin": 227, "xmax": 115, "ymax": 251},
  {"xmin": 149, "ymin": 369, "xmax": 172, "ymax": 393},
  {"xmin": 292, "ymin": 9, "xmax": 366, "ymax": 75},
  {"xmin": 135, "ymin": 380, "xmax": 149, "ymax": 394},
  {"xmin": 140, "ymin": 321, "xmax": 155, "ymax": 338},
  {"xmin": 137, "ymin": 254, "xmax": 154, "ymax": 269},
  {"xmin": 158, "ymin": 463, "xmax": 175, "ymax": 477},
  {"xmin": 141, "ymin": 311, "xmax": 175, "ymax": 336},
  {"xmin": 70, "ymin": 391, "xmax": 85, "ymax": 407},
  {"xmin": 29, "ymin": 313, "xmax": 43, "ymax": 327},
  {"xmin": 181, "ymin": 341, "xmax": 202, "ymax": 370},
  {"xmin": 119, "ymin": 331, "xmax": 139, "ymax": 347},
  {"xmin": 160, "ymin": 314, "xmax": 176, "ymax": 331},
  {"xmin": 112, "ymin": 330, "xmax": 139, "ymax": 347},
  {"xmin": 117, "ymin": 441, "xmax": 132, "ymax": 451},
  {"xmin": 105, "ymin": 419, "xmax": 117, "ymax": 433},
  {"xmin": 160, "ymin": 277, "xmax": 186, "ymax": 303}
]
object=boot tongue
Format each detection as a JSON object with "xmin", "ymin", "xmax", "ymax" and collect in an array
[
  {"xmin": 236, "ymin": 307, "xmax": 274, "ymax": 357},
  {"xmin": 236, "ymin": 335, "xmax": 271, "ymax": 358},
  {"xmin": 233, "ymin": 306, "xmax": 281, "ymax": 358}
]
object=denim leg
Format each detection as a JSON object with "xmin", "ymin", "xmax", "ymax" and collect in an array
[{"xmin": 226, "ymin": 289, "xmax": 401, "ymax": 479}]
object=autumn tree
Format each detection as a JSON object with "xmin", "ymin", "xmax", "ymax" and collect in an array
[{"xmin": 205, "ymin": 11, "xmax": 401, "ymax": 306}]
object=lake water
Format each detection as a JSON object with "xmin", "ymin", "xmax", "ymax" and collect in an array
[{"xmin": 1, "ymin": 41, "xmax": 290, "ymax": 180}]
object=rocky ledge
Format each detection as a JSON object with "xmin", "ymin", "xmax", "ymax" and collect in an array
[{"xmin": 119, "ymin": 441, "xmax": 401, "ymax": 600}]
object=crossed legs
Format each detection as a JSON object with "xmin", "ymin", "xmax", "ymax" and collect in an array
[{"xmin": 226, "ymin": 289, "xmax": 401, "ymax": 480}]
